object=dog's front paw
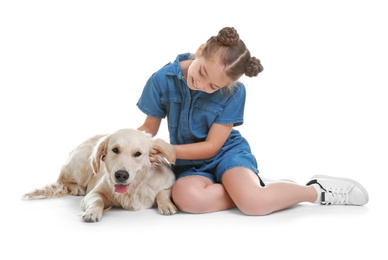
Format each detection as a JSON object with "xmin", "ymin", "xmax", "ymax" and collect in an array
[
  {"xmin": 158, "ymin": 202, "xmax": 178, "ymax": 215},
  {"xmin": 82, "ymin": 208, "xmax": 103, "ymax": 222}
]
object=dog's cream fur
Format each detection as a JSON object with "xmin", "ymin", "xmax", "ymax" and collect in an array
[{"xmin": 23, "ymin": 128, "xmax": 177, "ymax": 222}]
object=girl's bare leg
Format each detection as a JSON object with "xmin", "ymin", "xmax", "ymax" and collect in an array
[
  {"xmin": 171, "ymin": 175, "xmax": 236, "ymax": 213},
  {"xmin": 172, "ymin": 170, "xmax": 318, "ymax": 215},
  {"xmin": 222, "ymin": 167, "xmax": 317, "ymax": 215}
]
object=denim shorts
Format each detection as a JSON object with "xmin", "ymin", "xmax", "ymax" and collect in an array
[{"xmin": 173, "ymin": 135, "xmax": 265, "ymax": 186}]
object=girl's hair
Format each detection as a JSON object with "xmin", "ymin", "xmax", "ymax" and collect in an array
[{"xmin": 201, "ymin": 27, "xmax": 263, "ymax": 85}]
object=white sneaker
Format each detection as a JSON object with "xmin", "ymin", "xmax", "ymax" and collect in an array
[{"xmin": 306, "ymin": 175, "xmax": 369, "ymax": 206}]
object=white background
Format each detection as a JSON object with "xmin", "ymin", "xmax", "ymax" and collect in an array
[{"xmin": 1, "ymin": 0, "xmax": 387, "ymax": 259}]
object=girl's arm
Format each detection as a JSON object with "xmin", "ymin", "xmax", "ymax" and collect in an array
[
  {"xmin": 137, "ymin": 116, "xmax": 162, "ymax": 137},
  {"xmin": 138, "ymin": 116, "xmax": 233, "ymax": 161},
  {"xmin": 174, "ymin": 123, "xmax": 233, "ymax": 160}
]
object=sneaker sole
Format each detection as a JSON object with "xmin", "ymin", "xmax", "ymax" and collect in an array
[{"xmin": 311, "ymin": 174, "xmax": 369, "ymax": 204}]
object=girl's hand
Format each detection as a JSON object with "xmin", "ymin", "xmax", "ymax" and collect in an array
[{"xmin": 149, "ymin": 148, "xmax": 160, "ymax": 163}]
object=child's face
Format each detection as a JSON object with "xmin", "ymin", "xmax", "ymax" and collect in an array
[{"xmin": 187, "ymin": 47, "xmax": 232, "ymax": 94}]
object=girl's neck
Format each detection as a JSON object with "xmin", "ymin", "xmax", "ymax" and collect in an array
[{"xmin": 180, "ymin": 60, "xmax": 193, "ymax": 80}]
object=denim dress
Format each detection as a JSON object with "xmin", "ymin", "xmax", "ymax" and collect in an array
[{"xmin": 137, "ymin": 53, "xmax": 262, "ymax": 185}]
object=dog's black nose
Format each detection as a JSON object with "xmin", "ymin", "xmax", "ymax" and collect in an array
[{"xmin": 114, "ymin": 170, "xmax": 129, "ymax": 183}]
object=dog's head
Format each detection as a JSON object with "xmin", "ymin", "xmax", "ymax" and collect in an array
[{"xmin": 90, "ymin": 129, "xmax": 175, "ymax": 194}]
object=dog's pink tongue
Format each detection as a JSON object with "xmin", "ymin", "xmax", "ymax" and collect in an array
[{"xmin": 114, "ymin": 184, "xmax": 129, "ymax": 194}]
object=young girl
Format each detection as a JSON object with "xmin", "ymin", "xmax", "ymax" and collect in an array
[{"xmin": 136, "ymin": 27, "xmax": 369, "ymax": 215}]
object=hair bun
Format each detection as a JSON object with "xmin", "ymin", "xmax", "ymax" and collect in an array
[
  {"xmin": 217, "ymin": 27, "xmax": 239, "ymax": 47},
  {"xmin": 245, "ymin": 57, "xmax": 264, "ymax": 77}
]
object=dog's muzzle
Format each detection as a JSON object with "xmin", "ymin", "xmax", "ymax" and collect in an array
[{"xmin": 114, "ymin": 170, "xmax": 130, "ymax": 194}]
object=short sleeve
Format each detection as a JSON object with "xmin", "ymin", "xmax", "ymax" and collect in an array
[
  {"xmin": 136, "ymin": 73, "xmax": 167, "ymax": 119},
  {"xmin": 215, "ymin": 83, "xmax": 246, "ymax": 126}
]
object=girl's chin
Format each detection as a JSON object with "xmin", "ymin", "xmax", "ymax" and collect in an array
[
  {"xmin": 188, "ymin": 85, "xmax": 201, "ymax": 92},
  {"xmin": 187, "ymin": 81, "xmax": 196, "ymax": 91}
]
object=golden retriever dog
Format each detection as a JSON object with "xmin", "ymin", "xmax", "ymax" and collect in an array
[{"xmin": 23, "ymin": 128, "xmax": 178, "ymax": 222}]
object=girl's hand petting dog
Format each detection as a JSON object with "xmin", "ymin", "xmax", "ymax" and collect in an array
[{"xmin": 149, "ymin": 148, "xmax": 161, "ymax": 164}]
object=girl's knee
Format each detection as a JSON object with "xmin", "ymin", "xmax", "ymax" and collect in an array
[{"xmin": 171, "ymin": 179, "xmax": 205, "ymax": 213}]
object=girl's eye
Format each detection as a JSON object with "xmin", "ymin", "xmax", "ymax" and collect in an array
[
  {"xmin": 134, "ymin": 151, "xmax": 142, "ymax": 157},
  {"xmin": 112, "ymin": 148, "xmax": 119, "ymax": 154}
]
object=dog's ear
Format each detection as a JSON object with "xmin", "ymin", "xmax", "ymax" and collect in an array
[
  {"xmin": 91, "ymin": 135, "xmax": 109, "ymax": 174},
  {"xmin": 151, "ymin": 138, "xmax": 176, "ymax": 164}
]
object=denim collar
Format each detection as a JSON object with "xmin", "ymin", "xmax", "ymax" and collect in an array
[{"xmin": 166, "ymin": 53, "xmax": 195, "ymax": 80}]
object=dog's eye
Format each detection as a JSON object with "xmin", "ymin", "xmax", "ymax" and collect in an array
[
  {"xmin": 112, "ymin": 148, "xmax": 119, "ymax": 154},
  {"xmin": 134, "ymin": 151, "xmax": 141, "ymax": 157}
]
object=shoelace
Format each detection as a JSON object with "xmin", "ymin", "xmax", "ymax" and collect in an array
[{"xmin": 322, "ymin": 189, "xmax": 350, "ymax": 205}]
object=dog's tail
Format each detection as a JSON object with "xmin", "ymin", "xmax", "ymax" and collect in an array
[{"xmin": 22, "ymin": 182, "xmax": 77, "ymax": 200}]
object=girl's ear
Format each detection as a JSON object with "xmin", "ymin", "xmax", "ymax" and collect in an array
[{"xmin": 195, "ymin": 44, "xmax": 205, "ymax": 57}]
